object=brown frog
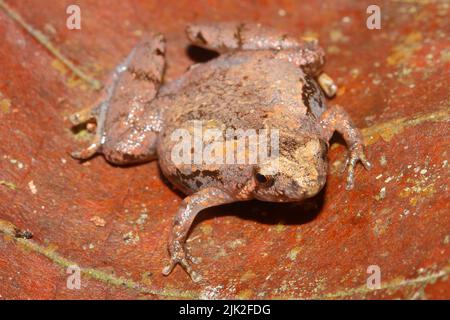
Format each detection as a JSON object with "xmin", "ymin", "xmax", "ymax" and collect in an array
[{"xmin": 70, "ymin": 23, "xmax": 371, "ymax": 282}]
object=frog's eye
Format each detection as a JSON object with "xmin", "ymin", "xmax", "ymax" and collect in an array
[{"xmin": 255, "ymin": 173, "xmax": 274, "ymax": 187}]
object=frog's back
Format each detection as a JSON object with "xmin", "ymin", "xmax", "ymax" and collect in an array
[
  {"xmin": 159, "ymin": 50, "xmax": 327, "ymax": 132},
  {"xmin": 155, "ymin": 51, "xmax": 327, "ymax": 194}
]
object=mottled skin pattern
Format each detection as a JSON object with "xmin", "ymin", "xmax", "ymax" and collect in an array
[{"xmin": 70, "ymin": 23, "xmax": 371, "ymax": 282}]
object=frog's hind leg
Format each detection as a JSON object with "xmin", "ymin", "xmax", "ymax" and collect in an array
[
  {"xmin": 186, "ymin": 22, "xmax": 306, "ymax": 52},
  {"xmin": 70, "ymin": 33, "xmax": 166, "ymax": 163},
  {"xmin": 186, "ymin": 23, "xmax": 337, "ymax": 97}
]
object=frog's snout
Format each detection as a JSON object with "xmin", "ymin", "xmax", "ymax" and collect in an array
[
  {"xmin": 282, "ymin": 139, "xmax": 328, "ymax": 201},
  {"xmin": 285, "ymin": 166, "xmax": 325, "ymax": 200}
]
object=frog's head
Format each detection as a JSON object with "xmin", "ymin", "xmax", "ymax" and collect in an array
[{"xmin": 252, "ymin": 138, "xmax": 328, "ymax": 202}]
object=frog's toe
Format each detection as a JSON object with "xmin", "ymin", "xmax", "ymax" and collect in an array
[
  {"xmin": 162, "ymin": 260, "xmax": 176, "ymax": 276},
  {"xmin": 187, "ymin": 254, "xmax": 201, "ymax": 265},
  {"xmin": 70, "ymin": 103, "xmax": 105, "ymax": 160},
  {"xmin": 69, "ymin": 105, "xmax": 100, "ymax": 126},
  {"xmin": 344, "ymin": 146, "xmax": 371, "ymax": 190},
  {"xmin": 359, "ymin": 152, "xmax": 372, "ymax": 170},
  {"xmin": 184, "ymin": 244, "xmax": 202, "ymax": 264},
  {"xmin": 318, "ymin": 72, "xmax": 338, "ymax": 98},
  {"xmin": 71, "ymin": 140, "xmax": 101, "ymax": 160},
  {"xmin": 162, "ymin": 241, "xmax": 202, "ymax": 282},
  {"xmin": 190, "ymin": 270, "xmax": 203, "ymax": 283},
  {"xmin": 345, "ymin": 157, "xmax": 357, "ymax": 190},
  {"xmin": 162, "ymin": 256, "xmax": 202, "ymax": 282}
]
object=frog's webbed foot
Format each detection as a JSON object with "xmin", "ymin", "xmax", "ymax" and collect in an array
[
  {"xmin": 319, "ymin": 105, "xmax": 372, "ymax": 189},
  {"xmin": 162, "ymin": 187, "xmax": 234, "ymax": 282}
]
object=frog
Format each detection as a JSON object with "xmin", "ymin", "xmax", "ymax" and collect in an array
[{"xmin": 69, "ymin": 22, "xmax": 371, "ymax": 282}]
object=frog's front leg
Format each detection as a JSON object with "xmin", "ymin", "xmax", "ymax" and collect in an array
[
  {"xmin": 70, "ymin": 33, "xmax": 166, "ymax": 164},
  {"xmin": 186, "ymin": 23, "xmax": 337, "ymax": 97},
  {"xmin": 319, "ymin": 105, "xmax": 372, "ymax": 190},
  {"xmin": 162, "ymin": 187, "xmax": 235, "ymax": 282}
]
